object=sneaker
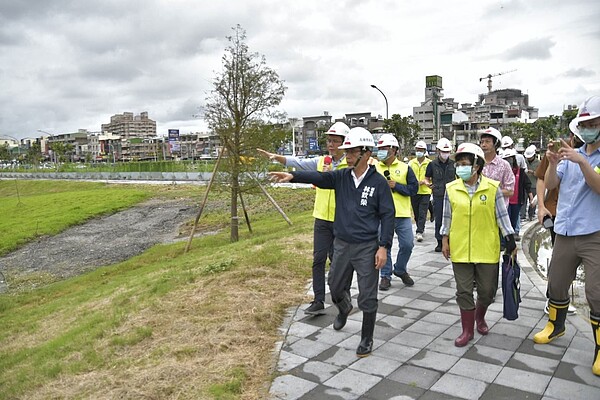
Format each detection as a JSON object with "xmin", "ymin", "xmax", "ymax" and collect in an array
[
  {"xmin": 515, "ymin": 234, "xmax": 521, "ymax": 242},
  {"xmin": 304, "ymin": 301, "xmax": 324, "ymax": 315},
  {"xmin": 379, "ymin": 277, "xmax": 391, "ymax": 291},
  {"xmin": 416, "ymin": 233, "xmax": 423, "ymax": 242},
  {"xmin": 394, "ymin": 272, "xmax": 414, "ymax": 286}
]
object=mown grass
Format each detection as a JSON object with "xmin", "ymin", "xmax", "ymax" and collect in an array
[
  {"xmin": 0, "ymin": 180, "xmax": 151, "ymax": 256},
  {"xmin": 0, "ymin": 180, "xmax": 316, "ymax": 399}
]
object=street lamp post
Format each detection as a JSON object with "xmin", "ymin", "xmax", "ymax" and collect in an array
[
  {"xmin": 289, "ymin": 117, "xmax": 298, "ymax": 157},
  {"xmin": 370, "ymin": 84, "xmax": 389, "ymax": 120}
]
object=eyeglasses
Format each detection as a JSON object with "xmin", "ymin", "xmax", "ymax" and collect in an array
[
  {"xmin": 327, "ymin": 138, "xmax": 343, "ymax": 144},
  {"xmin": 344, "ymin": 148, "xmax": 361, "ymax": 155}
]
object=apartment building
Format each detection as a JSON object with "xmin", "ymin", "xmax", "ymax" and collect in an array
[
  {"xmin": 101, "ymin": 112, "xmax": 157, "ymax": 161},
  {"xmin": 413, "ymin": 76, "xmax": 540, "ymax": 149}
]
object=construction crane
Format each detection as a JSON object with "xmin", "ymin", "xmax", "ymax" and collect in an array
[{"xmin": 479, "ymin": 69, "xmax": 517, "ymax": 93}]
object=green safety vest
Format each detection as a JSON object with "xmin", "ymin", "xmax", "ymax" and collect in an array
[
  {"xmin": 313, "ymin": 155, "xmax": 348, "ymax": 221},
  {"xmin": 409, "ymin": 157, "xmax": 432, "ymax": 195},
  {"xmin": 375, "ymin": 159, "xmax": 412, "ymax": 218},
  {"xmin": 446, "ymin": 176, "xmax": 500, "ymax": 264}
]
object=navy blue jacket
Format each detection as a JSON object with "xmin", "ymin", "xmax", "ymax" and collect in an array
[{"xmin": 291, "ymin": 166, "xmax": 395, "ymax": 249}]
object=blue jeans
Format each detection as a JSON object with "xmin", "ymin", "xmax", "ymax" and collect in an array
[{"xmin": 381, "ymin": 217, "xmax": 414, "ymax": 279}]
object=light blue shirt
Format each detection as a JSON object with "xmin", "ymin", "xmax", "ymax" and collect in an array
[
  {"xmin": 284, "ymin": 155, "xmax": 346, "ymax": 171},
  {"xmin": 554, "ymin": 145, "xmax": 600, "ymax": 236}
]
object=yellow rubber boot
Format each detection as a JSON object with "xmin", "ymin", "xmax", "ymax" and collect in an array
[
  {"xmin": 533, "ymin": 299, "xmax": 569, "ymax": 344},
  {"xmin": 591, "ymin": 313, "xmax": 600, "ymax": 376}
]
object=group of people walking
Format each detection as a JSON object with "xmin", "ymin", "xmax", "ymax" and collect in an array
[{"xmin": 262, "ymin": 95, "xmax": 600, "ymax": 377}]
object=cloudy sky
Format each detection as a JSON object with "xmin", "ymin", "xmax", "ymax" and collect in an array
[{"xmin": 1, "ymin": 0, "xmax": 599, "ymax": 140}]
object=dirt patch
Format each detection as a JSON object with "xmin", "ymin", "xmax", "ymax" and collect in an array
[{"xmin": 0, "ymin": 199, "xmax": 200, "ymax": 288}]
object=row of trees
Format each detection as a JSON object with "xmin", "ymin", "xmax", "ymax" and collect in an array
[{"xmin": 0, "ymin": 142, "xmax": 73, "ymax": 165}]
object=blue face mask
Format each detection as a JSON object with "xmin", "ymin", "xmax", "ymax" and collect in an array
[
  {"xmin": 415, "ymin": 151, "xmax": 425, "ymax": 158},
  {"xmin": 376, "ymin": 149, "xmax": 389, "ymax": 161},
  {"xmin": 456, "ymin": 165, "xmax": 473, "ymax": 181},
  {"xmin": 578, "ymin": 127, "xmax": 600, "ymax": 144}
]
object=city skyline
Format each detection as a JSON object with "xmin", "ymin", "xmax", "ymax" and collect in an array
[{"xmin": 1, "ymin": 0, "xmax": 598, "ymax": 140}]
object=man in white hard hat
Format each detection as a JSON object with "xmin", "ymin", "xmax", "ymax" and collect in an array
[
  {"xmin": 270, "ymin": 127, "xmax": 395, "ymax": 358},
  {"xmin": 479, "ymin": 128, "xmax": 515, "ymax": 208},
  {"xmin": 374, "ymin": 134, "xmax": 418, "ymax": 290},
  {"xmin": 425, "ymin": 138, "xmax": 456, "ymax": 252},
  {"xmin": 523, "ymin": 145, "xmax": 540, "ymax": 221},
  {"xmin": 257, "ymin": 121, "xmax": 349, "ymax": 315},
  {"xmin": 441, "ymin": 143, "xmax": 516, "ymax": 347},
  {"xmin": 533, "ymin": 95, "xmax": 600, "ymax": 377},
  {"xmin": 408, "ymin": 140, "xmax": 432, "ymax": 242}
]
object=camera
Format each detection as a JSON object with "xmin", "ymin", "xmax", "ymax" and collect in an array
[{"xmin": 542, "ymin": 215, "xmax": 554, "ymax": 229}]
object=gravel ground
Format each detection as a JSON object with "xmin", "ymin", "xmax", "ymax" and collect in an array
[{"xmin": 0, "ymin": 199, "xmax": 198, "ymax": 288}]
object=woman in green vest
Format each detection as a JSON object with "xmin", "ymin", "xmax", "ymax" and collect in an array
[{"xmin": 440, "ymin": 143, "xmax": 517, "ymax": 347}]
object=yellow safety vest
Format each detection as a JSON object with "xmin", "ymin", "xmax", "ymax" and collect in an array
[
  {"xmin": 313, "ymin": 155, "xmax": 348, "ymax": 221},
  {"xmin": 375, "ymin": 159, "xmax": 412, "ymax": 218},
  {"xmin": 409, "ymin": 157, "xmax": 432, "ymax": 195},
  {"xmin": 446, "ymin": 176, "xmax": 500, "ymax": 264}
]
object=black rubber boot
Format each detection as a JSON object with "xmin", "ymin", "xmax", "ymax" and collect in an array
[
  {"xmin": 333, "ymin": 292, "xmax": 353, "ymax": 331},
  {"xmin": 356, "ymin": 311, "xmax": 377, "ymax": 357},
  {"xmin": 591, "ymin": 312, "xmax": 600, "ymax": 376},
  {"xmin": 533, "ymin": 298, "xmax": 569, "ymax": 344}
]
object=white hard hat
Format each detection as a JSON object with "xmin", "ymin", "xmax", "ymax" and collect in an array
[
  {"xmin": 376, "ymin": 133, "xmax": 399, "ymax": 148},
  {"xmin": 569, "ymin": 95, "xmax": 600, "ymax": 139},
  {"xmin": 479, "ymin": 127, "xmax": 502, "ymax": 143},
  {"xmin": 339, "ymin": 127, "xmax": 375, "ymax": 150},
  {"xmin": 455, "ymin": 142, "xmax": 485, "ymax": 162},
  {"xmin": 415, "ymin": 140, "xmax": 427, "ymax": 149},
  {"xmin": 501, "ymin": 148, "xmax": 518, "ymax": 158},
  {"xmin": 524, "ymin": 145, "xmax": 536, "ymax": 158},
  {"xmin": 501, "ymin": 136, "xmax": 514, "ymax": 148},
  {"xmin": 326, "ymin": 122, "xmax": 350, "ymax": 138},
  {"xmin": 436, "ymin": 138, "xmax": 452, "ymax": 151},
  {"xmin": 497, "ymin": 148, "xmax": 505, "ymax": 157}
]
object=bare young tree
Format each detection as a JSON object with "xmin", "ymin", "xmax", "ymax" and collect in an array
[{"xmin": 204, "ymin": 25, "xmax": 286, "ymax": 242}]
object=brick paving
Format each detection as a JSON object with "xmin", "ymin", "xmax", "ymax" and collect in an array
[{"xmin": 269, "ymin": 220, "xmax": 600, "ymax": 399}]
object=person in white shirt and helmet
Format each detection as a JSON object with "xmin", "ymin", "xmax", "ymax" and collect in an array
[
  {"xmin": 257, "ymin": 122, "xmax": 350, "ymax": 315},
  {"xmin": 269, "ymin": 127, "xmax": 395, "ymax": 358}
]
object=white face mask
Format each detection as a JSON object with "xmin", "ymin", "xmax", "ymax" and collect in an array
[
  {"xmin": 439, "ymin": 152, "xmax": 450, "ymax": 161},
  {"xmin": 415, "ymin": 151, "xmax": 425, "ymax": 158}
]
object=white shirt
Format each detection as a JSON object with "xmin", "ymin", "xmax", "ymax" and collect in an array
[{"xmin": 351, "ymin": 168, "xmax": 369, "ymax": 188}]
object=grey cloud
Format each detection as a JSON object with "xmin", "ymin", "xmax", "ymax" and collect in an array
[
  {"xmin": 561, "ymin": 68, "xmax": 596, "ymax": 78},
  {"xmin": 502, "ymin": 37, "xmax": 555, "ymax": 60}
]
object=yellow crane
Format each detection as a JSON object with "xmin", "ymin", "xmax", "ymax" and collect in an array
[{"xmin": 479, "ymin": 69, "xmax": 517, "ymax": 93}]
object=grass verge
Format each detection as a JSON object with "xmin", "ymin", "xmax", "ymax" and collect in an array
[{"xmin": 0, "ymin": 181, "xmax": 316, "ymax": 399}]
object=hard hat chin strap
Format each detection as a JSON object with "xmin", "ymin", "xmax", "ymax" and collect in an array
[{"xmin": 355, "ymin": 148, "xmax": 367, "ymax": 167}]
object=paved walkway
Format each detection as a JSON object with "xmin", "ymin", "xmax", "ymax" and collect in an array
[{"xmin": 269, "ymin": 220, "xmax": 600, "ymax": 399}]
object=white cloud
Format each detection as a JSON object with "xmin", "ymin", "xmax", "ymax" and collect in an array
[{"xmin": 1, "ymin": 0, "xmax": 599, "ymax": 139}]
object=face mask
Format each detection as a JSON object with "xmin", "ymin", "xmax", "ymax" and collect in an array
[
  {"xmin": 456, "ymin": 165, "xmax": 473, "ymax": 181},
  {"xmin": 415, "ymin": 151, "xmax": 425, "ymax": 158},
  {"xmin": 578, "ymin": 127, "xmax": 600, "ymax": 144},
  {"xmin": 376, "ymin": 149, "xmax": 389, "ymax": 161},
  {"xmin": 439, "ymin": 152, "xmax": 450, "ymax": 161}
]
